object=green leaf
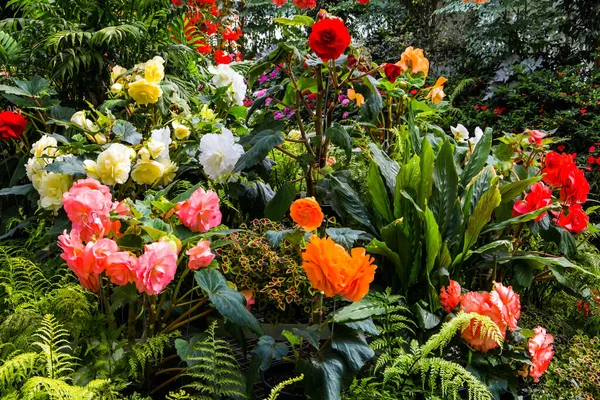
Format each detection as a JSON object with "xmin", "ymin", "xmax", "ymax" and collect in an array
[
  {"xmin": 110, "ymin": 283, "xmax": 138, "ymax": 311},
  {"xmin": 117, "ymin": 234, "xmax": 143, "ymax": 250},
  {"xmin": 424, "ymin": 207, "xmax": 441, "ymax": 277},
  {"xmin": 368, "ymin": 143, "xmax": 399, "ymax": 194},
  {"xmin": 499, "ymin": 176, "xmax": 542, "ymax": 203},
  {"xmin": 325, "ymin": 123, "xmax": 352, "ymax": 161},
  {"xmin": 331, "ymin": 327, "xmax": 374, "ymax": 372},
  {"xmin": 430, "ymin": 140, "xmax": 459, "ymax": 240},
  {"xmin": 540, "ymin": 225, "xmax": 577, "ymax": 258},
  {"xmin": 343, "ymin": 318, "xmax": 380, "ymax": 336},
  {"xmin": 195, "ymin": 268, "xmax": 264, "ymax": 336},
  {"xmin": 0, "ymin": 76, "xmax": 55, "ymax": 97},
  {"xmin": 0, "ymin": 184, "xmax": 33, "ymax": 196},
  {"xmin": 463, "ymin": 181, "xmax": 501, "ymax": 253},
  {"xmin": 282, "ymin": 330, "xmax": 301, "ymax": 347},
  {"xmin": 326, "ymin": 228, "xmax": 372, "ymax": 250},
  {"xmin": 273, "ymin": 15, "xmax": 315, "ymax": 26},
  {"xmin": 44, "ymin": 157, "xmax": 86, "ymax": 176},
  {"xmin": 298, "ymin": 350, "xmax": 349, "ymax": 400},
  {"xmin": 234, "ymin": 115, "xmax": 285, "ymax": 172},
  {"xmin": 292, "ymin": 325, "xmax": 321, "ymax": 349},
  {"xmin": 418, "ymin": 138, "xmax": 434, "ymax": 209},
  {"xmin": 251, "ymin": 335, "xmax": 289, "ymax": 370},
  {"xmin": 112, "ymin": 120, "xmax": 142, "ymax": 145},
  {"xmin": 413, "ymin": 302, "xmax": 441, "ymax": 329},
  {"xmin": 331, "ymin": 295, "xmax": 387, "ymax": 323},
  {"xmin": 367, "ymin": 160, "xmax": 393, "ymax": 223},
  {"xmin": 264, "ymin": 182, "xmax": 296, "ymax": 221},
  {"xmin": 513, "ymin": 263, "xmax": 535, "ymax": 288},
  {"xmin": 461, "ymin": 128, "xmax": 492, "ymax": 187},
  {"xmin": 50, "ymin": 105, "xmax": 75, "ymax": 122},
  {"xmin": 366, "ymin": 238, "xmax": 402, "ymax": 269},
  {"xmin": 266, "ymin": 229, "xmax": 296, "ymax": 248},
  {"xmin": 482, "ymin": 205, "xmax": 557, "ymax": 233}
]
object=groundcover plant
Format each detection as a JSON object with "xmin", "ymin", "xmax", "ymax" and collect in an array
[{"xmin": 0, "ymin": 0, "xmax": 599, "ymax": 399}]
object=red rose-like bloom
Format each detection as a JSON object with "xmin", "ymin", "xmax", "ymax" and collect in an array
[
  {"xmin": 527, "ymin": 129, "xmax": 546, "ymax": 146},
  {"xmin": 222, "ymin": 27, "xmax": 242, "ymax": 41},
  {"xmin": 440, "ymin": 280, "xmax": 462, "ymax": 313},
  {"xmin": 542, "ymin": 151, "xmax": 576, "ymax": 187},
  {"xmin": 214, "ymin": 50, "xmax": 231, "ymax": 65},
  {"xmin": 527, "ymin": 326, "xmax": 554, "ymax": 382},
  {"xmin": 293, "ymin": 0, "xmax": 316, "ymax": 8},
  {"xmin": 383, "ymin": 63, "xmax": 403, "ymax": 83},
  {"xmin": 272, "ymin": 0, "xmax": 287, "ymax": 6},
  {"xmin": 559, "ymin": 167, "xmax": 590, "ymax": 205},
  {"xmin": 196, "ymin": 42, "xmax": 212, "ymax": 54},
  {"xmin": 460, "ymin": 292, "xmax": 506, "ymax": 352},
  {"xmin": 0, "ymin": 111, "xmax": 28, "ymax": 141},
  {"xmin": 489, "ymin": 281, "xmax": 521, "ymax": 332},
  {"xmin": 512, "ymin": 182, "xmax": 552, "ymax": 222},
  {"xmin": 308, "ymin": 18, "xmax": 351, "ymax": 62},
  {"xmin": 557, "ymin": 204, "xmax": 589, "ymax": 233},
  {"xmin": 357, "ymin": 0, "xmax": 370, "ymax": 4}
]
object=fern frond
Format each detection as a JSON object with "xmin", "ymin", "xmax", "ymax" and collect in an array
[
  {"xmin": 0, "ymin": 352, "xmax": 38, "ymax": 391},
  {"xmin": 417, "ymin": 357, "xmax": 491, "ymax": 400},
  {"xmin": 267, "ymin": 373, "xmax": 304, "ymax": 400},
  {"xmin": 449, "ymin": 78, "xmax": 476, "ymax": 102},
  {"xmin": 129, "ymin": 331, "xmax": 179, "ymax": 377},
  {"xmin": 0, "ymin": 31, "xmax": 20, "ymax": 66},
  {"xmin": 20, "ymin": 376, "xmax": 100, "ymax": 400},
  {"xmin": 32, "ymin": 314, "xmax": 79, "ymax": 381}
]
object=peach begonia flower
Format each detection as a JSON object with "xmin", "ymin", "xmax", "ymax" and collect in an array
[
  {"xmin": 527, "ymin": 326, "xmax": 554, "ymax": 382},
  {"xmin": 396, "ymin": 46, "xmax": 429, "ymax": 77},
  {"xmin": 426, "ymin": 77, "xmax": 447, "ymax": 104},
  {"xmin": 301, "ymin": 236, "xmax": 376, "ymax": 302},
  {"xmin": 347, "ymin": 88, "xmax": 365, "ymax": 107},
  {"xmin": 241, "ymin": 289, "xmax": 255, "ymax": 311},
  {"xmin": 290, "ymin": 197, "xmax": 324, "ymax": 231},
  {"xmin": 62, "ymin": 178, "xmax": 117, "ymax": 241},
  {"xmin": 186, "ymin": 240, "xmax": 215, "ymax": 270},
  {"xmin": 440, "ymin": 280, "xmax": 462, "ymax": 313},
  {"xmin": 489, "ymin": 281, "xmax": 521, "ymax": 332},
  {"xmin": 105, "ymin": 251, "xmax": 139, "ymax": 286},
  {"xmin": 136, "ymin": 241, "xmax": 178, "ymax": 295},
  {"xmin": 460, "ymin": 292, "xmax": 506, "ymax": 352},
  {"xmin": 175, "ymin": 187, "xmax": 222, "ymax": 233}
]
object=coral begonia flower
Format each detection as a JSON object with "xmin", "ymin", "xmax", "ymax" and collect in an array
[
  {"xmin": 460, "ymin": 292, "xmax": 506, "ymax": 352},
  {"xmin": 136, "ymin": 242, "xmax": 178, "ymax": 295},
  {"xmin": 175, "ymin": 187, "xmax": 222, "ymax": 233},
  {"xmin": 308, "ymin": 17, "xmax": 351, "ymax": 62},
  {"xmin": 290, "ymin": 197, "xmax": 324, "ymax": 231},
  {"xmin": 512, "ymin": 182, "xmax": 552, "ymax": 222},
  {"xmin": 396, "ymin": 46, "xmax": 429, "ymax": 77},
  {"xmin": 340, "ymin": 248, "xmax": 376, "ymax": 302},
  {"xmin": 489, "ymin": 281, "xmax": 521, "ymax": 332},
  {"xmin": 440, "ymin": 280, "xmax": 462, "ymax": 313},
  {"xmin": 527, "ymin": 326, "xmax": 554, "ymax": 382},
  {"xmin": 186, "ymin": 240, "xmax": 215, "ymax": 270},
  {"xmin": 527, "ymin": 129, "xmax": 546, "ymax": 146}
]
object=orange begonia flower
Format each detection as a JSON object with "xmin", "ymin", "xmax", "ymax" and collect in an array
[
  {"xmin": 440, "ymin": 280, "xmax": 462, "ymax": 313},
  {"xmin": 290, "ymin": 197, "xmax": 324, "ymax": 231},
  {"xmin": 426, "ymin": 77, "xmax": 447, "ymax": 104},
  {"xmin": 301, "ymin": 236, "xmax": 351, "ymax": 297},
  {"xmin": 340, "ymin": 248, "xmax": 377, "ymax": 302},
  {"xmin": 396, "ymin": 46, "xmax": 429, "ymax": 77},
  {"xmin": 347, "ymin": 88, "xmax": 365, "ymax": 107},
  {"xmin": 460, "ymin": 292, "xmax": 507, "ymax": 352}
]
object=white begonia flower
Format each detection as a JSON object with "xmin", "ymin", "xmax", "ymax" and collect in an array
[
  {"xmin": 110, "ymin": 83, "xmax": 123, "ymax": 94},
  {"xmin": 146, "ymin": 137, "xmax": 165, "ymax": 160},
  {"xmin": 469, "ymin": 127, "xmax": 484, "ymax": 147},
  {"xmin": 210, "ymin": 64, "xmax": 247, "ymax": 106},
  {"xmin": 37, "ymin": 172, "xmax": 72, "ymax": 212},
  {"xmin": 111, "ymin": 65, "xmax": 127, "ymax": 83},
  {"xmin": 451, "ymin": 124, "xmax": 469, "ymax": 143},
  {"xmin": 150, "ymin": 127, "xmax": 172, "ymax": 161},
  {"xmin": 31, "ymin": 135, "xmax": 58, "ymax": 158},
  {"xmin": 70, "ymin": 111, "xmax": 99, "ymax": 132},
  {"xmin": 199, "ymin": 127, "xmax": 244, "ymax": 180},
  {"xmin": 26, "ymin": 157, "xmax": 48, "ymax": 190},
  {"xmin": 288, "ymin": 130, "xmax": 301, "ymax": 140},
  {"xmin": 84, "ymin": 143, "xmax": 136, "ymax": 186}
]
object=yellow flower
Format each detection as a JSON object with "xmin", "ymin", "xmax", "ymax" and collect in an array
[
  {"xmin": 172, "ymin": 121, "xmax": 190, "ymax": 140},
  {"xmin": 146, "ymin": 138, "xmax": 165, "ymax": 159},
  {"xmin": 110, "ymin": 83, "xmax": 123, "ymax": 94},
  {"xmin": 426, "ymin": 77, "xmax": 447, "ymax": 105},
  {"xmin": 131, "ymin": 159, "xmax": 165, "ymax": 185},
  {"xmin": 397, "ymin": 46, "xmax": 429, "ymax": 78},
  {"xmin": 144, "ymin": 56, "xmax": 165, "ymax": 84},
  {"xmin": 347, "ymin": 88, "xmax": 365, "ymax": 107},
  {"xmin": 111, "ymin": 65, "xmax": 127, "ymax": 83},
  {"xmin": 288, "ymin": 130, "xmax": 301, "ymax": 140},
  {"xmin": 158, "ymin": 159, "xmax": 178, "ymax": 186},
  {"xmin": 25, "ymin": 157, "xmax": 48, "ymax": 190},
  {"xmin": 31, "ymin": 135, "xmax": 58, "ymax": 158},
  {"xmin": 200, "ymin": 104, "xmax": 215, "ymax": 121},
  {"xmin": 128, "ymin": 79, "xmax": 162, "ymax": 105},
  {"xmin": 84, "ymin": 143, "xmax": 136, "ymax": 186},
  {"xmin": 38, "ymin": 172, "xmax": 72, "ymax": 212}
]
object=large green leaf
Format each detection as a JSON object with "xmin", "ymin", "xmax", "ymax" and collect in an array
[
  {"xmin": 330, "ymin": 295, "xmax": 387, "ymax": 323},
  {"xmin": 463, "ymin": 180, "xmax": 501, "ymax": 253},
  {"xmin": 112, "ymin": 120, "xmax": 142, "ymax": 145},
  {"xmin": 424, "ymin": 207, "xmax": 441, "ymax": 277},
  {"xmin": 44, "ymin": 156, "xmax": 86, "ymax": 176},
  {"xmin": 234, "ymin": 114, "xmax": 285, "ymax": 172},
  {"xmin": 292, "ymin": 325, "xmax": 322, "ymax": 349},
  {"xmin": 175, "ymin": 334, "xmax": 206, "ymax": 367},
  {"xmin": 417, "ymin": 138, "xmax": 434, "ymax": 209},
  {"xmin": 325, "ymin": 123, "xmax": 352, "ymax": 161},
  {"xmin": 367, "ymin": 160, "xmax": 393, "ymax": 223},
  {"xmin": 460, "ymin": 128, "xmax": 493, "ymax": 187},
  {"xmin": 331, "ymin": 327, "xmax": 374, "ymax": 372},
  {"xmin": 430, "ymin": 140, "xmax": 459, "ymax": 241},
  {"xmin": 394, "ymin": 155, "xmax": 421, "ymax": 219},
  {"xmin": 298, "ymin": 350, "xmax": 349, "ymax": 400},
  {"xmin": 264, "ymin": 182, "xmax": 296, "ymax": 221},
  {"xmin": 499, "ymin": 176, "xmax": 542, "ymax": 204},
  {"xmin": 0, "ymin": 184, "xmax": 33, "ymax": 196},
  {"xmin": 326, "ymin": 228, "xmax": 372, "ymax": 250},
  {"xmin": 482, "ymin": 205, "xmax": 557, "ymax": 233},
  {"xmin": 0, "ymin": 75, "xmax": 55, "ymax": 98},
  {"xmin": 195, "ymin": 269, "xmax": 263, "ymax": 336},
  {"xmin": 368, "ymin": 142, "xmax": 399, "ymax": 194},
  {"xmin": 366, "ymin": 238, "xmax": 402, "ymax": 269},
  {"xmin": 273, "ymin": 15, "xmax": 314, "ymax": 26}
]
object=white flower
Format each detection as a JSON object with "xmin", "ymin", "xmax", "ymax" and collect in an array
[
  {"xmin": 150, "ymin": 127, "xmax": 172, "ymax": 161},
  {"xmin": 31, "ymin": 135, "xmax": 58, "ymax": 158},
  {"xmin": 25, "ymin": 157, "xmax": 48, "ymax": 190},
  {"xmin": 199, "ymin": 127, "xmax": 244, "ymax": 180},
  {"xmin": 84, "ymin": 143, "xmax": 136, "ymax": 186},
  {"xmin": 288, "ymin": 130, "xmax": 301, "ymax": 140},
  {"xmin": 469, "ymin": 127, "xmax": 484, "ymax": 147},
  {"xmin": 451, "ymin": 124, "xmax": 469, "ymax": 143},
  {"xmin": 70, "ymin": 111, "xmax": 99, "ymax": 132},
  {"xmin": 210, "ymin": 64, "xmax": 247, "ymax": 106},
  {"xmin": 110, "ymin": 83, "xmax": 123, "ymax": 93},
  {"xmin": 146, "ymin": 138, "xmax": 165, "ymax": 160},
  {"xmin": 37, "ymin": 172, "xmax": 72, "ymax": 212}
]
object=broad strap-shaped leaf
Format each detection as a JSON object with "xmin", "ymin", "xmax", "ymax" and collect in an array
[
  {"xmin": 417, "ymin": 138, "xmax": 434, "ymax": 209},
  {"xmin": 331, "ymin": 326, "xmax": 374, "ymax": 372},
  {"xmin": 367, "ymin": 160, "xmax": 394, "ymax": 223},
  {"xmin": 325, "ymin": 123, "xmax": 352, "ymax": 161},
  {"xmin": 499, "ymin": 176, "xmax": 542, "ymax": 204},
  {"xmin": 368, "ymin": 142, "xmax": 399, "ymax": 194},
  {"xmin": 460, "ymin": 127, "xmax": 493, "ymax": 188},
  {"xmin": 273, "ymin": 15, "xmax": 315, "ymax": 26},
  {"xmin": 330, "ymin": 294, "xmax": 387, "ymax": 323},
  {"xmin": 430, "ymin": 140, "xmax": 459, "ymax": 241},
  {"xmin": 264, "ymin": 182, "xmax": 296, "ymax": 221},
  {"xmin": 482, "ymin": 204, "xmax": 558, "ymax": 233},
  {"xmin": 463, "ymin": 179, "xmax": 501, "ymax": 253},
  {"xmin": 0, "ymin": 183, "xmax": 33, "ymax": 196},
  {"xmin": 195, "ymin": 269, "xmax": 264, "ymax": 336},
  {"xmin": 366, "ymin": 238, "xmax": 402, "ymax": 270}
]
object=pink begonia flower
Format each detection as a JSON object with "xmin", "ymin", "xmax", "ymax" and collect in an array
[
  {"xmin": 113, "ymin": 200, "xmax": 131, "ymax": 216},
  {"xmin": 186, "ymin": 240, "xmax": 215, "ymax": 270},
  {"xmin": 62, "ymin": 178, "xmax": 116, "ymax": 241},
  {"xmin": 528, "ymin": 326, "xmax": 554, "ymax": 382},
  {"xmin": 91, "ymin": 238, "xmax": 119, "ymax": 274},
  {"xmin": 528, "ymin": 129, "xmax": 546, "ymax": 146},
  {"xmin": 175, "ymin": 188, "xmax": 222, "ymax": 233},
  {"xmin": 489, "ymin": 281, "xmax": 521, "ymax": 332},
  {"xmin": 105, "ymin": 251, "xmax": 139, "ymax": 286},
  {"xmin": 136, "ymin": 241, "xmax": 178, "ymax": 295}
]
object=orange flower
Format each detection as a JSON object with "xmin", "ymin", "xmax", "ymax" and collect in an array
[
  {"xmin": 340, "ymin": 248, "xmax": 377, "ymax": 302},
  {"xmin": 290, "ymin": 197, "xmax": 324, "ymax": 231},
  {"xmin": 440, "ymin": 280, "xmax": 462, "ymax": 313},
  {"xmin": 527, "ymin": 326, "xmax": 554, "ymax": 382},
  {"xmin": 489, "ymin": 281, "xmax": 521, "ymax": 332},
  {"xmin": 301, "ymin": 236, "xmax": 350, "ymax": 297},
  {"xmin": 347, "ymin": 88, "xmax": 365, "ymax": 107},
  {"xmin": 396, "ymin": 46, "xmax": 429, "ymax": 77},
  {"xmin": 426, "ymin": 77, "xmax": 447, "ymax": 104},
  {"xmin": 460, "ymin": 292, "xmax": 506, "ymax": 352}
]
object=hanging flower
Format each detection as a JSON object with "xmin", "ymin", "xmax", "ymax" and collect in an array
[
  {"xmin": 172, "ymin": 121, "xmax": 190, "ymax": 140},
  {"xmin": 527, "ymin": 327, "xmax": 554, "ymax": 382},
  {"xmin": 341, "ymin": 248, "xmax": 377, "ymax": 302},
  {"xmin": 38, "ymin": 172, "xmax": 72, "ymax": 212},
  {"xmin": 527, "ymin": 129, "xmax": 546, "ymax": 147},
  {"xmin": 512, "ymin": 182, "xmax": 552, "ymax": 221},
  {"xmin": 347, "ymin": 88, "xmax": 364, "ymax": 107},
  {"xmin": 272, "ymin": 0, "xmax": 287, "ymax": 5},
  {"xmin": 451, "ymin": 124, "xmax": 469, "ymax": 143},
  {"xmin": 0, "ymin": 110, "xmax": 27, "ymax": 141},
  {"xmin": 542, "ymin": 152, "xmax": 576, "ymax": 187},
  {"xmin": 440, "ymin": 280, "xmax": 462, "ymax": 313},
  {"xmin": 131, "ymin": 159, "xmax": 165, "ymax": 185},
  {"xmin": 557, "ymin": 204, "xmax": 589, "ymax": 233},
  {"xmin": 175, "ymin": 187, "xmax": 222, "ymax": 233},
  {"xmin": 186, "ymin": 240, "xmax": 215, "ymax": 270},
  {"xmin": 290, "ymin": 197, "xmax": 324, "ymax": 231},
  {"xmin": 70, "ymin": 111, "xmax": 99, "ymax": 132},
  {"xmin": 426, "ymin": 77, "xmax": 447, "ymax": 104},
  {"xmin": 199, "ymin": 127, "xmax": 244, "ymax": 180},
  {"xmin": 144, "ymin": 56, "xmax": 165, "ymax": 84},
  {"xmin": 222, "ymin": 27, "xmax": 242, "ymax": 41},
  {"xmin": 308, "ymin": 17, "xmax": 351, "ymax": 62}
]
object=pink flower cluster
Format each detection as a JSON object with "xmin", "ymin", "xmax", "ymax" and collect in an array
[
  {"xmin": 58, "ymin": 180, "xmax": 216, "ymax": 295},
  {"xmin": 175, "ymin": 187, "xmax": 222, "ymax": 232}
]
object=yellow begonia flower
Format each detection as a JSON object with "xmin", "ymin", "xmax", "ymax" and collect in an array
[
  {"xmin": 347, "ymin": 88, "xmax": 365, "ymax": 107},
  {"xmin": 172, "ymin": 121, "xmax": 190, "ymax": 140},
  {"xmin": 110, "ymin": 83, "xmax": 123, "ymax": 94},
  {"xmin": 200, "ymin": 104, "xmax": 215, "ymax": 121},
  {"xmin": 426, "ymin": 77, "xmax": 448, "ymax": 105},
  {"xmin": 128, "ymin": 79, "xmax": 162, "ymax": 105},
  {"xmin": 146, "ymin": 138, "xmax": 165, "ymax": 159},
  {"xmin": 158, "ymin": 159, "xmax": 178, "ymax": 186},
  {"xmin": 84, "ymin": 143, "xmax": 136, "ymax": 186},
  {"xmin": 397, "ymin": 46, "xmax": 429, "ymax": 78},
  {"xmin": 131, "ymin": 159, "xmax": 165, "ymax": 185},
  {"xmin": 38, "ymin": 172, "xmax": 72, "ymax": 212},
  {"xmin": 144, "ymin": 57, "xmax": 165, "ymax": 84},
  {"xmin": 26, "ymin": 157, "xmax": 48, "ymax": 190},
  {"xmin": 111, "ymin": 65, "xmax": 127, "ymax": 84},
  {"xmin": 31, "ymin": 135, "xmax": 58, "ymax": 158}
]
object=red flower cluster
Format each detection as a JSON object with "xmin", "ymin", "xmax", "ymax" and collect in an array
[
  {"xmin": 512, "ymin": 182, "xmax": 552, "ymax": 221},
  {"xmin": 0, "ymin": 110, "xmax": 27, "ymax": 141},
  {"xmin": 308, "ymin": 17, "xmax": 351, "ymax": 62},
  {"xmin": 272, "ymin": 0, "xmax": 368, "ymax": 6}
]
